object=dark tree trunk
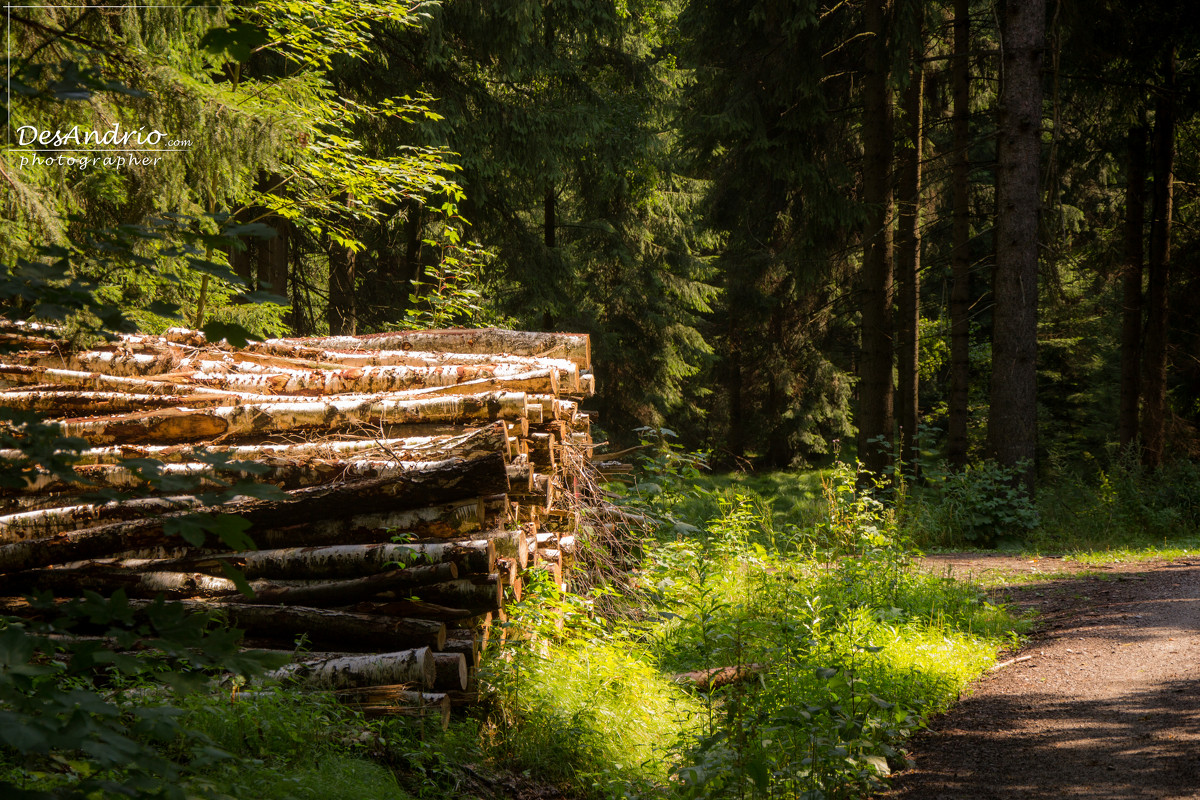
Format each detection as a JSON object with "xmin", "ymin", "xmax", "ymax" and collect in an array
[
  {"xmin": 1141, "ymin": 49, "xmax": 1176, "ymax": 468},
  {"xmin": 403, "ymin": 200, "xmax": 424, "ymax": 304},
  {"xmin": 948, "ymin": 0, "xmax": 971, "ymax": 470},
  {"xmin": 895, "ymin": 21, "xmax": 925, "ymax": 472},
  {"xmin": 545, "ymin": 190, "xmax": 556, "ymax": 249},
  {"xmin": 726, "ymin": 334, "xmax": 746, "ymax": 462},
  {"xmin": 328, "ymin": 239, "xmax": 356, "ymax": 336},
  {"xmin": 857, "ymin": 0, "xmax": 895, "ymax": 476},
  {"xmin": 1118, "ymin": 125, "xmax": 1147, "ymax": 448},
  {"xmin": 257, "ymin": 217, "xmax": 290, "ymax": 299},
  {"xmin": 987, "ymin": 0, "xmax": 1045, "ymax": 493},
  {"xmin": 229, "ymin": 241, "xmax": 254, "ymax": 285}
]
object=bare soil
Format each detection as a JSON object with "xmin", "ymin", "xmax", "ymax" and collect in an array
[{"xmin": 880, "ymin": 554, "xmax": 1200, "ymax": 799}]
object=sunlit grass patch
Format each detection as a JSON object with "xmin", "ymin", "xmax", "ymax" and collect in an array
[
  {"xmin": 1058, "ymin": 537, "xmax": 1200, "ymax": 565},
  {"xmin": 864, "ymin": 622, "xmax": 1002, "ymax": 714},
  {"xmin": 484, "ymin": 635, "xmax": 705, "ymax": 787}
]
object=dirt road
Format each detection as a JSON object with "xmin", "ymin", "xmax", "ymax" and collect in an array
[{"xmin": 881, "ymin": 554, "xmax": 1200, "ymax": 799}]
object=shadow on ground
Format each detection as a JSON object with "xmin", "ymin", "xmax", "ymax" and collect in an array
[{"xmin": 883, "ymin": 561, "xmax": 1200, "ymax": 798}]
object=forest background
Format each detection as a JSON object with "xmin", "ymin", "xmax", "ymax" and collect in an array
[{"xmin": 5, "ymin": 0, "xmax": 1199, "ymax": 488}]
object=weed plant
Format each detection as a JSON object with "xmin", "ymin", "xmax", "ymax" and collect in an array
[{"xmin": 482, "ymin": 438, "xmax": 1027, "ymax": 799}]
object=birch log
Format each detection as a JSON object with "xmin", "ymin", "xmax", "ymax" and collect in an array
[
  {"xmin": 266, "ymin": 329, "xmax": 591, "ymax": 370},
  {"xmin": 245, "ymin": 562, "xmax": 458, "ymax": 606},
  {"xmin": 132, "ymin": 540, "xmax": 494, "ymax": 580},
  {"xmin": 0, "ymin": 493, "xmax": 495, "ymax": 546},
  {"xmin": 187, "ymin": 364, "xmax": 559, "ymax": 398},
  {"xmin": 332, "ymin": 687, "xmax": 451, "ymax": 727},
  {"xmin": 11, "ymin": 422, "xmax": 508, "ymax": 467},
  {"xmin": 0, "ymin": 390, "xmax": 206, "ymax": 415},
  {"xmin": 0, "ymin": 454, "xmax": 508, "ymax": 572},
  {"xmin": 267, "ymin": 648, "xmax": 436, "ymax": 690},
  {"xmin": 60, "ymin": 392, "xmax": 532, "ymax": 445},
  {"xmin": 432, "ymin": 652, "xmax": 468, "ymax": 691},
  {"xmin": 241, "ymin": 339, "xmax": 580, "ymax": 387}
]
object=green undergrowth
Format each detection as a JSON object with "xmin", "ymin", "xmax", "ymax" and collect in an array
[
  {"xmin": 172, "ymin": 690, "xmax": 413, "ymax": 800},
  {"xmin": 901, "ymin": 447, "xmax": 1200, "ymax": 555},
  {"xmin": 480, "ymin": 447, "xmax": 1028, "ymax": 799},
  {"xmin": 0, "ymin": 683, "xmax": 427, "ymax": 799}
]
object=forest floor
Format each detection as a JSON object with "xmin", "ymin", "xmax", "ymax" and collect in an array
[{"xmin": 879, "ymin": 552, "xmax": 1200, "ymax": 799}]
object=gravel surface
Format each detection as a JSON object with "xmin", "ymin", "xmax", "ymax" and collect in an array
[{"xmin": 880, "ymin": 554, "xmax": 1200, "ymax": 799}]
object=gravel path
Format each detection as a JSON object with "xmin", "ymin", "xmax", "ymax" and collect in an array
[{"xmin": 880, "ymin": 554, "xmax": 1200, "ymax": 799}]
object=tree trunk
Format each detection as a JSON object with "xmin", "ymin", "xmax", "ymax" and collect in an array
[
  {"xmin": 328, "ymin": 236, "xmax": 356, "ymax": 336},
  {"xmin": 396, "ymin": 576, "xmax": 502, "ymax": 610},
  {"xmin": 0, "ymin": 566, "xmax": 237, "ymax": 598},
  {"xmin": 0, "ymin": 390, "xmax": 206, "ymax": 416},
  {"xmin": 1, "ymin": 496, "xmax": 203, "ymax": 542},
  {"xmin": 403, "ymin": 201, "xmax": 424, "ymax": 294},
  {"xmin": 139, "ymin": 540, "xmax": 495, "ymax": 581},
  {"xmin": 857, "ymin": 0, "xmax": 895, "ymax": 476},
  {"xmin": 3, "ymin": 560, "xmax": 459, "ymax": 606},
  {"xmin": 10, "ymin": 348, "xmax": 180, "ymax": 376},
  {"xmin": 674, "ymin": 663, "xmax": 765, "ymax": 692},
  {"xmin": 245, "ymin": 562, "xmax": 459, "ymax": 606},
  {"xmin": 1140, "ymin": 49, "xmax": 1175, "ymax": 468},
  {"xmin": 948, "ymin": 0, "xmax": 972, "ymax": 469},
  {"xmin": 2, "ymin": 492, "xmax": 497, "ymax": 546},
  {"xmin": 440, "ymin": 634, "xmax": 479, "ymax": 668},
  {"xmin": 35, "ymin": 424, "xmax": 507, "ymax": 467},
  {"xmin": 238, "ymin": 342, "xmax": 582, "ymax": 390},
  {"xmin": 432, "ymin": 652, "xmax": 468, "ymax": 691},
  {"xmin": 188, "ymin": 601, "xmax": 447, "ymax": 651},
  {"xmin": 0, "ymin": 364, "xmax": 268, "ymax": 402},
  {"xmin": 895, "ymin": 18, "xmax": 925, "ymax": 472},
  {"xmin": 186, "ymin": 363, "xmax": 561, "ymax": 398},
  {"xmin": 257, "ymin": 217, "xmax": 290, "ymax": 299},
  {"xmin": 229, "ymin": 240, "xmax": 253, "ymax": 285},
  {"xmin": 1118, "ymin": 125, "xmax": 1148, "ymax": 447},
  {"xmin": 986, "ymin": 0, "xmax": 1045, "ymax": 492},
  {"xmin": 354, "ymin": 600, "xmax": 483, "ymax": 625},
  {"xmin": 267, "ymin": 648, "xmax": 435, "ymax": 690}
]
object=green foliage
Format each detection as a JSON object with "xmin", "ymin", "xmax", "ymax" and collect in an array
[
  {"xmin": 372, "ymin": 0, "xmax": 717, "ymax": 432},
  {"xmin": 400, "ymin": 243, "xmax": 514, "ymax": 330},
  {"xmin": 1, "ymin": 219, "xmax": 293, "ymax": 798},
  {"xmin": 1029, "ymin": 448, "xmax": 1200, "ymax": 552},
  {"xmin": 3, "ymin": 2, "xmax": 483, "ymax": 337},
  {"xmin": 480, "ymin": 451, "xmax": 1025, "ymax": 799},
  {"xmin": 0, "ymin": 593, "xmax": 289, "ymax": 799},
  {"xmin": 0, "ymin": 393, "xmax": 288, "ymax": 798},
  {"xmin": 483, "ymin": 617, "xmax": 704, "ymax": 791},
  {"xmin": 905, "ymin": 461, "xmax": 1041, "ymax": 547},
  {"xmin": 175, "ymin": 690, "xmax": 411, "ymax": 800},
  {"xmin": 674, "ymin": 0, "xmax": 863, "ymax": 466}
]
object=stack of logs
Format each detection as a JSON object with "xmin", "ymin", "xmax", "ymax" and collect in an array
[{"xmin": 0, "ymin": 327, "xmax": 596, "ymax": 727}]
